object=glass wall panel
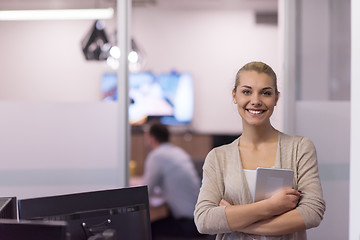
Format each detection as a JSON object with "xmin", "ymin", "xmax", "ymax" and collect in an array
[
  {"xmin": 296, "ymin": 0, "xmax": 350, "ymax": 101},
  {"xmin": 290, "ymin": 0, "xmax": 351, "ymax": 239}
]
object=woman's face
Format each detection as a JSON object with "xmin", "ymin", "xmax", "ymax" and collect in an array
[{"xmin": 232, "ymin": 71, "xmax": 279, "ymax": 127}]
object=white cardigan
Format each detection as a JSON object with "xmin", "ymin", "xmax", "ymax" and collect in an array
[{"xmin": 194, "ymin": 132, "xmax": 326, "ymax": 240}]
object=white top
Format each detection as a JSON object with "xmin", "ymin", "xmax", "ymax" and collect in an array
[{"xmin": 243, "ymin": 169, "xmax": 256, "ymax": 202}]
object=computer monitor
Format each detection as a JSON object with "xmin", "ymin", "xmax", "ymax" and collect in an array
[
  {"xmin": 0, "ymin": 197, "xmax": 17, "ymax": 220},
  {"xmin": 0, "ymin": 219, "xmax": 68, "ymax": 240},
  {"xmin": 18, "ymin": 186, "xmax": 152, "ymax": 240}
]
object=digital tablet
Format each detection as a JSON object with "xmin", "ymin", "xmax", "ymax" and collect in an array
[{"xmin": 253, "ymin": 167, "xmax": 294, "ymax": 202}]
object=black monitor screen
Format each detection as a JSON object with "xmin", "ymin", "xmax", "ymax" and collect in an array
[
  {"xmin": 18, "ymin": 186, "xmax": 152, "ymax": 240},
  {"xmin": 0, "ymin": 197, "xmax": 17, "ymax": 220},
  {"xmin": 0, "ymin": 219, "xmax": 67, "ymax": 240}
]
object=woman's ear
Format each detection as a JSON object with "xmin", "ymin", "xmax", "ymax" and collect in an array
[
  {"xmin": 232, "ymin": 90, "xmax": 237, "ymax": 104},
  {"xmin": 275, "ymin": 92, "xmax": 280, "ymax": 106}
]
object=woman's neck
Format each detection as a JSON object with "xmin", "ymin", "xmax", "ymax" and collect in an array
[{"xmin": 240, "ymin": 122, "xmax": 278, "ymax": 145}]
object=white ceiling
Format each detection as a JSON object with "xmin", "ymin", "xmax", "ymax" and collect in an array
[{"xmin": 0, "ymin": 0, "xmax": 277, "ymax": 12}]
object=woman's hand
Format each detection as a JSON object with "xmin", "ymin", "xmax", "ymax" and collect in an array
[
  {"xmin": 217, "ymin": 189, "xmax": 301, "ymax": 233},
  {"xmin": 219, "ymin": 199, "xmax": 231, "ymax": 207},
  {"xmin": 265, "ymin": 188, "xmax": 301, "ymax": 216}
]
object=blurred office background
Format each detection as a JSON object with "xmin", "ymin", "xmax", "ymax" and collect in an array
[{"xmin": 0, "ymin": 0, "xmax": 358, "ymax": 239}]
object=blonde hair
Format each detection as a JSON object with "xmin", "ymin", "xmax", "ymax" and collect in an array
[{"xmin": 233, "ymin": 61, "xmax": 279, "ymax": 95}]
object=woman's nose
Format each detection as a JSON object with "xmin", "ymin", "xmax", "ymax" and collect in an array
[
  {"xmin": 251, "ymin": 102, "xmax": 262, "ymax": 107},
  {"xmin": 250, "ymin": 94, "xmax": 262, "ymax": 106}
]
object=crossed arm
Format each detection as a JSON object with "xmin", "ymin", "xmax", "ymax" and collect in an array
[{"xmin": 219, "ymin": 188, "xmax": 306, "ymax": 236}]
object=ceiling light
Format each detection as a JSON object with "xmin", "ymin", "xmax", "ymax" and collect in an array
[
  {"xmin": 109, "ymin": 46, "xmax": 121, "ymax": 59},
  {"xmin": 0, "ymin": 8, "xmax": 114, "ymax": 21},
  {"xmin": 128, "ymin": 51, "xmax": 139, "ymax": 63},
  {"xmin": 128, "ymin": 39, "xmax": 146, "ymax": 72},
  {"xmin": 82, "ymin": 20, "xmax": 111, "ymax": 61}
]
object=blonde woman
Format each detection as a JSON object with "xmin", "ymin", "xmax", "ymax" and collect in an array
[{"xmin": 194, "ymin": 61, "xmax": 325, "ymax": 239}]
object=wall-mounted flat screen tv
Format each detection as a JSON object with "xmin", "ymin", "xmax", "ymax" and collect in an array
[{"xmin": 101, "ymin": 71, "xmax": 194, "ymax": 126}]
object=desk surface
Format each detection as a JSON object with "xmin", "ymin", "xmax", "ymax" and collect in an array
[{"xmin": 130, "ymin": 176, "xmax": 144, "ymax": 187}]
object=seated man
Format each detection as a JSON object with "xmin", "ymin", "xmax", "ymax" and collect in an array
[{"xmin": 143, "ymin": 122, "xmax": 202, "ymax": 239}]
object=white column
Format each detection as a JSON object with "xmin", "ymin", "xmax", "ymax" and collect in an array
[
  {"xmin": 117, "ymin": 0, "xmax": 131, "ymax": 187},
  {"xmin": 278, "ymin": 0, "xmax": 297, "ymax": 135},
  {"xmin": 349, "ymin": 0, "xmax": 360, "ymax": 239}
]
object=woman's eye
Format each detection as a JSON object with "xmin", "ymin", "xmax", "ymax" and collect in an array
[
  {"xmin": 263, "ymin": 91, "xmax": 272, "ymax": 96},
  {"xmin": 242, "ymin": 90, "xmax": 250, "ymax": 95}
]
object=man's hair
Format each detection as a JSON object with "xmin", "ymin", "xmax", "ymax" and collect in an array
[{"xmin": 149, "ymin": 123, "xmax": 170, "ymax": 143}]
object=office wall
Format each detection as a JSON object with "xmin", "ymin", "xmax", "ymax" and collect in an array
[
  {"xmin": 0, "ymin": 102, "xmax": 121, "ymax": 199},
  {"xmin": 0, "ymin": 14, "xmax": 121, "ymax": 199},
  {"xmin": 0, "ymin": 20, "xmax": 115, "ymax": 102},
  {"xmin": 131, "ymin": 7, "xmax": 280, "ymax": 134},
  {"xmin": 0, "ymin": 7, "xmax": 279, "ymax": 198},
  {"xmin": 0, "ymin": 8, "xmax": 280, "ymax": 134}
]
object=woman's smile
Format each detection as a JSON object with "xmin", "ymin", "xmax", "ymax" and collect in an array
[{"xmin": 246, "ymin": 109, "xmax": 266, "ymax": 115}]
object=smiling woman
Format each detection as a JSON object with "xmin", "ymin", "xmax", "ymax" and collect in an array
[
  {"xmin": 194, "ymin": 61, "xmax": 325, "ymax": 240},
  {"xmin": 232, "ymin": 69, "xmax": 279, "ymax": 128}
]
